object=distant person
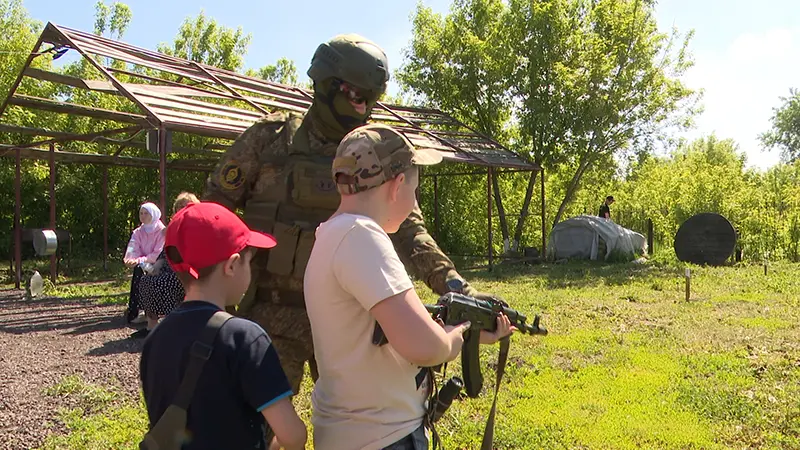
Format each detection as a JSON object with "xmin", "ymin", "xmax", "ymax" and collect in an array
[
  {"xmin": 599, "ymin": 195, "xmax": 615, "ymax": 220},
  {"xmin": 123, "ymin": 202, "xmax": 165, "ymax": 324},
  {"xmin": 134, "ymin": 192, "xmax": 200, "ymax": 339},
  {"xmin": 139, "ymin": 202, "xmax": 307, "ymax": 450}
]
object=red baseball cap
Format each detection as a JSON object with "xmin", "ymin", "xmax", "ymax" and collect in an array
[{"xmin": 165, "ymin": 202, "xmax": 277, "ymax": 279}]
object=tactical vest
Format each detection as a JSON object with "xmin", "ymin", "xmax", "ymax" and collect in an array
[{"xmin": 241, "ymin": 115, "xmax": 340, "ymax": 283}]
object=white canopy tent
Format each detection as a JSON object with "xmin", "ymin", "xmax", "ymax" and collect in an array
[{"xmin": 546, "ymin": 215, "xmax": 647, "ymax": 261}]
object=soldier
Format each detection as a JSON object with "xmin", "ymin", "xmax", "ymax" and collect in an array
[{"xmin": 203, "ymin": 33, "xmax": 504, "ymax": 397}]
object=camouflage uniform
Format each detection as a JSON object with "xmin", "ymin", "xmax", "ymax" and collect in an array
[{"xmin": 202, "ymin": 35, "xmax": 487, "ymax": 397}]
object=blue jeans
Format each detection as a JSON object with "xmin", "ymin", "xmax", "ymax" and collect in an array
[{"xmin": 382, "ymin": 425, "xmax": 428, "ymax": 450}]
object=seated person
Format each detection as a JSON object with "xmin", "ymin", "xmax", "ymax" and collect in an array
[
  {"xmin": 139, "ymin": 202, "xmax": 307, "ymax": 450},
  {"xmin": 303, "ymin": 124, "xmax": 516, "ymax": 450}
]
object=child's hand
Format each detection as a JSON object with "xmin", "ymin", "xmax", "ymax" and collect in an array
[
  {"xmin": 123, "ymin": 258, "xmax": 137, "ymax": 268},
  {"xmin": 479, "ymin": 313, "xmax": 518, "ymax": 345}
]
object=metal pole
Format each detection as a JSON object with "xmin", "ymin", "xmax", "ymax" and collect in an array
[
  {"xmin": 158, "ymin": 127, "xmax": 167, "ymax": 216},
  {"xmin": 487, "ymin": 167, "xmax": 493, "ymax": 271},
  {"xmin": 49, "ymin": 143, "xmax": 56, "ymax": 283},
  {"xmin": 14, "ymin": 148, "xmax": 22, "ymax": 289},
  {"xmin": 433, "ymin": 175, "xmax": 440, "ymax": 240},
  {"xmin": 540, "ymin": 168, "xmax": 546, "ymax": 257},
  {"xmin": 103, "ymin": 166, "xmax": 108, "ymax": 271}
]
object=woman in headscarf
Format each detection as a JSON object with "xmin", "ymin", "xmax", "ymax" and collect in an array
[
  {"xmin": 123, "ymin": 202, "xmax": 166, "ymax": 325},
  {"xmin": 133, "ymin": 192, "xmax": 199, "ymax": 339}
]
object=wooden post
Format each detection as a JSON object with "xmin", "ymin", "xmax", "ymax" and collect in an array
[
  {"xmin": 647, "ymin": 218, "xmax": 654, "ymax": 256},
  {"xmin": 158, "ymin": 127, "xmax": 168, "ymax": 216},
  {"xmin": 49, "ymin": 143, "xmax": 56, "ymax": 283},
  {"xmin": 14, "ymin": 148, "xmax": 22, "ymax": 290},
  {"xmin": 487, "ymin": 167, "xmax": 493, "ymax": 271},
  {"xmin": 102, "ymin": 166, "xmax": 109, "ymax": 271},
  {"xmin": 433, "ymin": 174, "xmax": 440, "ymax": 240},
  {"xmin": 685, "ymin": 267, "xmax": 691, "ymax": 301},
  {"xmin": 540, "ymin": 168, "xmax": 546, "ymax": 257}
]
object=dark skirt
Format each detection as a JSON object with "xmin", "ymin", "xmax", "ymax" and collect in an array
[{"xmin": 138, "ymin": 250, "xmax": 185, "ymax": 317}]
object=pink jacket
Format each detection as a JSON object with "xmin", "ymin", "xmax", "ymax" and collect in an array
[{"xmin": 124, "ymin": 224, "xmax": 166, "ymax": 265}]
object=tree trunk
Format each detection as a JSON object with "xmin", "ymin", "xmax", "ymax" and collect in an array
[
  {"xmin": 512, "ymin": 170, "xmax": 538, "ymax": 252},
  {"xmin": 552, "ymin": 155, "xmax": 595, "ymax": 228},
  {"xmin": 491, "ymin": 172, "xmax": 510, "ymax": 253}
]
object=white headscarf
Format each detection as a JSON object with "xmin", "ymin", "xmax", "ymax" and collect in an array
[{"xmin": 140, "ymin": 202, "xmax": 163, "ymax": 233}]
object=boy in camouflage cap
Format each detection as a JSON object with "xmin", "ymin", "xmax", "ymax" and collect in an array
[{"xmin": 303, "ymin": 124, "xmax": 515, "ymax": 449}]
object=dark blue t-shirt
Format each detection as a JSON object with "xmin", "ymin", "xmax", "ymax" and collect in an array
[{"xmin": 140, "ymin": 301, "xmax": 292, "ymax": 449}]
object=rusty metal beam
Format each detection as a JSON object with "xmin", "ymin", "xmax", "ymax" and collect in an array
[
  {"xmin": 191, "ymin": 62, "xmax": 270, "ymax": 117},
  {"xmin": 14, "ymin": 125, "xmax": 143, "ymax": 149},
  {"xmin": 49, "ymin": 143, "xmax": 56, "ymax": 283},
  {"xmin": 1, "ymin": 146, "xmax": 215, "ymax": 171},
  {"xmin": 487, "ymin": 167, "xmax": 494, "ymax": 271},
  {"xmin": 52, "ymin": 24, "xmax": 163, "ymax": 126},
  {"xmin": 8, "ymin": 95, "xmax": 152, "ymax": 127},
  {"xmin": 102, "ymin": 166, "xmax": 108, "ymax": 271},
  {"xmin": 23, "ymin": 67, "xmax": 118, "ymax": 94},
  {"xmin": 541, "ymin": 167, "xmax": 546, "ymax": 257},
  {"xmin": 14, "ymin": 148, "xmax": 22, "ymax": 289},
  {"xmin": 158, "ymin": 127, "xmax": 168, "ymax": 216}
]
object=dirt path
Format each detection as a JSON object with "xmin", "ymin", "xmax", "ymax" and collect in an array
[{"xmin": 0, "ymin": 289, "xmax": 144, "ymax": 450}]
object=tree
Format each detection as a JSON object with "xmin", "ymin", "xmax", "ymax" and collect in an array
[
  {"xmin": 157, "ymin": 10, "xmax": 251, "ymax": 71},
  {"xmin": 397, "ymin": 0, "xmax": 519, "ymax": 251},
  {"xmin": 760, "ymin": 88, "xmax": 800, "ymax": 162},
  {"xmin": 398, "ymin": 0, "xmax": 701, "ymax": 235},
  {"xmin": 247, "ymin": 57, "xmax": 300, "ymax": 86},
  {"xmin": 93, "ymin": 0, "xmax": 132, "ymax": 39}
]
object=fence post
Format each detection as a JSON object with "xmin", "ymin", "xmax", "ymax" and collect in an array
[{"xmin": 647, "ymin": 218, "xmax": 654, "ymax": 255}]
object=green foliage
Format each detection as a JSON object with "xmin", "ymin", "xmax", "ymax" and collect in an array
[
  {"xmin": 246, "ymin": 56, "xmax": 301, "ymax": 86},
  {"xmin": 760, "ymin": 88, "xmax": 800, "ymax": 162},
  {"xmin": 399, "ymin": 0, "xmax": 701, "ymax": 230},
  {"xmin": 157, "ymin": 10, "xmax": 252, "ymax": 71}
]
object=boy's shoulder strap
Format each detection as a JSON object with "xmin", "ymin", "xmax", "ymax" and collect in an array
[
  {"xmin": 173, "ymin": 310, "xmax": 235, "ymax": 409},
  {"xmin": 139, "ymin": 310, "xmax": 235, "ymax": 450}
]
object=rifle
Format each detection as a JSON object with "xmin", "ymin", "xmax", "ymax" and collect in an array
[
  {"xmin": 371, "ymin": 278, "xmax": 547, "ymax": 397},
  {"xmin": 371, "ymin": 279, "xmax": 547, "ymax": 449}
]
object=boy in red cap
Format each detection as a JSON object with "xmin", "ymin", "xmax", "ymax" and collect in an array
[{"xmin": 139, "ymin": 201, "xmax": 307, "ymax": 450}]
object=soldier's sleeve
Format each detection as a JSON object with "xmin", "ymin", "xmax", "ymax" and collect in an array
[
  {"xmin": 389, "ymin": 203, "xmax": 476, "ymax": 296},
  {"xmin": 202, "ymin": 118, "xmax": 284, "ymax": 211}
]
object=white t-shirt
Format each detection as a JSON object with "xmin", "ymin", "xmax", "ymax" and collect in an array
[{"xmin": 303, "ymin": 213, "xmax": 430, "ymax": 450}]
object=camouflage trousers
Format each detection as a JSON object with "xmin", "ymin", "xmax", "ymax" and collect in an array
[
  {"xmin": 238, "ymin": 284, "xmax": 319, "ymax": 394},
  {"xmin": 236, "ymin": 280, "xmax": 318, "ymax": 445}
]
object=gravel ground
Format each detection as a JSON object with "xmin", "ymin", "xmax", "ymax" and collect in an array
[{"xmin": 0, "ymin": 288, "xmax": 144, "ymax": 450}]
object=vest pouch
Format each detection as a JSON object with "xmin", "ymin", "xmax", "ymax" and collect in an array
[
  {"xmin": 292, "ymin": 229, "xmax": 316, "ymax": 280},
  {"xmin": 266, "ymin": 222, "xmax": 300, "ymax": 276},
  {"xmin": 242, "ymin": 201, "xmax": 278, "ymax": 234},
  {"xmin": 291, "ymin": 159, "xmax": 341, "ymax": 210}
]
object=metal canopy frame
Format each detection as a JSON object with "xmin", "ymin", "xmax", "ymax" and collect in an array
[{"xmin": 2, "ymin": 22, "xmax": 543, "ymax": 288}]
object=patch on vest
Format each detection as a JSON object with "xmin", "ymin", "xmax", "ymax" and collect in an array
[
  {"xmin": 315, "ymin": 178, "xmax": 336, "ymax": 192},
  {"xmin": 220, "ymin": 161, "xmax": 245, "ymax": 190}
]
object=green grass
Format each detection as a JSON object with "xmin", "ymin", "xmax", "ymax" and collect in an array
[
  {"xmin": 28, "ymin": 259, "xmax": 800, "ymax": 449},
  {"xmin": 2, "ymin": 258, "xmax": 132, "ymax": 305},
  {"xmin": 37, "ymin": 375, "xmax": 148, "ymax": 450}
]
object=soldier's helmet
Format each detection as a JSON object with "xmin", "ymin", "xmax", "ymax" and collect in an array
[{"xmin": 307, "ymin": 34, "xmax": 389, "ymax": 99}]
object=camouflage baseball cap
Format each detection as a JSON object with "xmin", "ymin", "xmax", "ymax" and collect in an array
[{"xmin": 332, "ymin": 124, "xmax": 443, "ymax": 194}]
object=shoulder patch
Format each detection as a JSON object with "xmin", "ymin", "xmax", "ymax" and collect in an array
[{"xmin": 220, "ymin": 160, "xmax": 245, "ymax": 190}]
